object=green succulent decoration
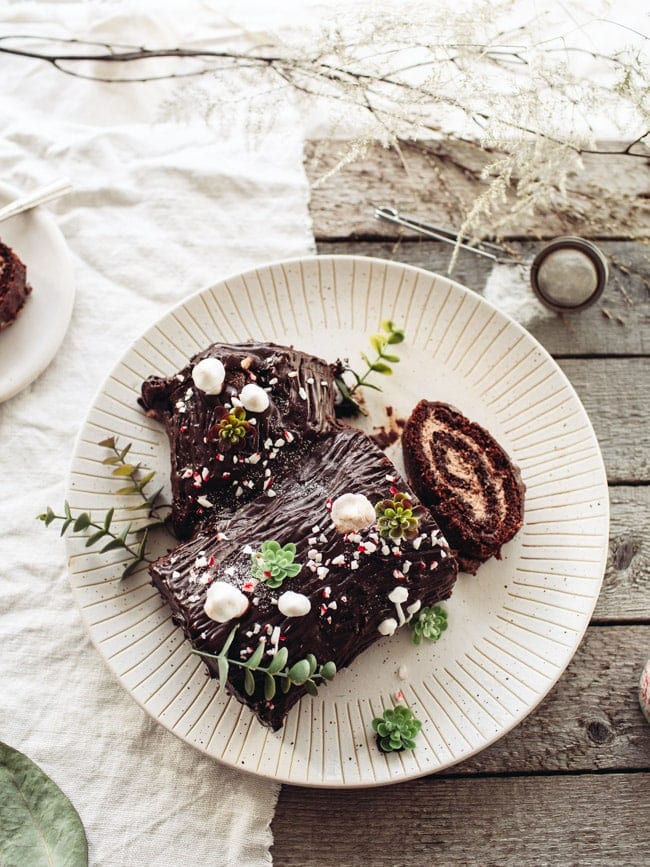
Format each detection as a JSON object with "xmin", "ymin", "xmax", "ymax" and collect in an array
[
  {"xmin": 410, "ymin": 605, "xmax": 448, "ymax": 645},
  {"xmin": 193, "ymin": 626, "xmax": 336, "ymax": 701},
  {"xmin": 215, "ymin": 406, "xmax": 251, "ymax": 445},
  {"xmin": 251, "ymin": 540, "xmax": 302, "ymax": 588},
  {"xmin": 372, "ymin": 705, "xmax": 422, "ymax": 752},
  {"xmin": 375, "ymin": 491, "xmax": 422, "ymax": 542}
]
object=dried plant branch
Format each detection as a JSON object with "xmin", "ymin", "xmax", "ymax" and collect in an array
[{"xmin": 2, "ymin": 5, "xmax": 647, "ymax": 241}]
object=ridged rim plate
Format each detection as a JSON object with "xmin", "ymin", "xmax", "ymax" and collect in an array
[{"xmin": 66, "ymin": 255, "xmax": 609, "ymax": 787}]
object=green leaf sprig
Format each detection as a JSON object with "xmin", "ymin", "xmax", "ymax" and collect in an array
[
  {"xmin": 250, "ymin": 540, "xmax": 302, "ymax": 588},
  {"xmin": 37, "ymin": 437, "xmax": 168, "ymax": 579},
  {"xmin": 193, "ymin": 626, "xmax": 336, "ymax": 701},
  {"xmin": 335, "ymin": 320, "xmax": 404, "ymax": 416},
  {"xmin": 372, "ymin": 704, "xmax": 422, "ymax": 752},
  {"xmin": 410, "ymin": 605, "xmax": 448, "ymax": 645}
]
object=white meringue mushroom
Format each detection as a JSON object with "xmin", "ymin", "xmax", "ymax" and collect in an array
[
  {"xmin": 204, "ymin": 581, "xmax": 249, "ymax": 622},
  {"xmin": 330, "ymin": 492, "xmax": 376, "ymax": 534},
  {"xmin": 377, "ymin": 617, "xmax": 398, "ymax": 636},
  {"xmin": 192, "ymin": 357, "xmax": 226, "ymax": 395},
  {"xmin": 239, "ymin": 382, "xmax": 270, "ymax": 413},
  {"xmin": 277, "ymin": 590, "xmax": 311, "ymax": 617}
]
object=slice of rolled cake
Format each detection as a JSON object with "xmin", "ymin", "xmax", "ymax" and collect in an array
[
  {"xmin": 0, "ymin": 241, "xmax": 31, "ymax": 331},
  {"xmin": 140, "ymin": 341, "xmax": 340, "ymax": 539},
  {"xmin": 149, "ymin": 426, "xmax": 458, "ymax": 730},
  {"xmin": 402, "ymin": 400, "xmax": 525, "ymax": 574}
]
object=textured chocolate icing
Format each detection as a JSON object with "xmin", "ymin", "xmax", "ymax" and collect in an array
[
  {"xmin": 140, "ymin": 342, "xmax": 339, "ymax": 539},
  {"xmin": 402, "ymin": 400, "xmax": 525, "ymax": 573},
  {"xmin": 0, "ymin": 241, "xmax": 31, "ymax": 331},
  {"xmin": 150, "ymin": 426, "xmax": 458, "ymax": 730}
]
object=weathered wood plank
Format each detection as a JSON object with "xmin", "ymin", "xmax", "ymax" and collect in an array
[
  {"xmin": 315, "ymin": 239, "xmax": 650, "ymax": 356},
  {"xmin": 557, "ymin": 358, "xmax": 650, "ymax": 484},
  {"xmin": 598, "ymin": 487, "xmax": 650, "ymax": 621},
  {"xmin": 306, "ymin": 139, "xmax": 650, "ymax": 239},
  {"xmin": 450, "ymin": 625, "xmax": 650, "ymax": 775},
  {"xmin": 273, "ymin": 771, "xmax": 648, "ymax": 866}
]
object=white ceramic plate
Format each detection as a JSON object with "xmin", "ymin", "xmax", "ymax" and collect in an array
[
  {"xmin": 0, "ymin": 183, "xmax": 75, "ymax": 403},
  {"xmin": 66, "ymin": 255, "xmax": 608, "ymax": 787}
]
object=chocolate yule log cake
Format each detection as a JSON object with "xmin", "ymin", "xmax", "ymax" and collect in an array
[
  {"xmin": 0, "ymin": 240, "xmax": 31, "ymax": 331},
  {"xmin": 402, "ymin": 400, "xmax": 525, "ymax": 574},
  {"xmin": 140, "ymin": 341, "xmax": 340, "ymax": 539},
  {"xmin": 149, "ymin": 426, "xmax": 458, "ymax": 730}
]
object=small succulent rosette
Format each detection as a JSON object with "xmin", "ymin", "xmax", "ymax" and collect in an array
[{"xmin": 372, "ymin": 704, "xmax": 422, "ymax": 752}]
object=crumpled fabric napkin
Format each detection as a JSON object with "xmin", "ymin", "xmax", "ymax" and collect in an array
[{"xmin": 0, "ymin": 3, "xmax": 314, "ymax": 865}]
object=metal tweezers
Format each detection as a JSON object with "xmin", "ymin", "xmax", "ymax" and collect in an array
[{"xmin": 374, "ymin": 205, "xmax": 509, "ymax": 262}]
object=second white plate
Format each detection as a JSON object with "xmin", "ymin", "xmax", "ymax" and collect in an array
[{"xmin": 0, "ymin": 182, "xmax": 75, "ymax": 403}]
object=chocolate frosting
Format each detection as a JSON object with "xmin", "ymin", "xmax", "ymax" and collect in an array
[
  {"xmin": 140, "ymin": 341, "xmax": 340, "ymax": 539},
  {"xmin": 0, "ymin": 241, "xmax": 31, "ymax": 331},
  {"xmin": 150, "ymin": 426, "xmax": 458, "ymax": 729}
]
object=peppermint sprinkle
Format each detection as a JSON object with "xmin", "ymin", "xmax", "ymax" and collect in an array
[
  {"xmin": 317, "ymin": 566, "xmax": 330, "ymax": 580},
  {"xmin": 288, "ymin": 370, "xmax": 299, "ymax": 378},
  {"xmin": 196, "ymin": 495, "xmax": 213, "ymax": 509},
  {"xmin": 298, "ymin": 387, "xmax": 307, "ymax": 400}
]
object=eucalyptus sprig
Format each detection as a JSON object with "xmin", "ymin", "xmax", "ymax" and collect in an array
[
  {"xmin": 37, "ymin": 437, "xmax": 169, "ymax": 579},
  {"xmin": 99, "ymin": 436, "xmax": 164, "ymax": 513},
  {"xmin": 193, "ymin": 626, "xmax": 336, "ymax": 701},
  {"xmin": 335, "ymin": 320, "xmax": 404, "ymax": 417}
]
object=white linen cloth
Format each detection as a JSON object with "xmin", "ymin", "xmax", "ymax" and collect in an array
[{"xmin": 0, "ymin": 3, "xmax": 314, "ymax": 865}]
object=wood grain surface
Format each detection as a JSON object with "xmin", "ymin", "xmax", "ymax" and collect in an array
[
  {"xmin": 270, "ymin": 142, "xmax": 650, "ymax": 867},
  {"xmin": 272, "ymin": 772, "xmax": 648, "ymax": 866}
]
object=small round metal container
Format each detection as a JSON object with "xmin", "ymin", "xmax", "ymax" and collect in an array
[{"xmin": 530, "ymin": 236, "xmax": 608, "ymax": 313}]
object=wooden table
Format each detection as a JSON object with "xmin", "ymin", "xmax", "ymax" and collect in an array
[{"xmin": 270, "ymin": 142, "xmax": 650, "ymax": 866}]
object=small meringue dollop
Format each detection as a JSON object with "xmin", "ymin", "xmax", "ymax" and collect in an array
[
  {"xmin": 239, "ymin": 382, "xmax": 270, "ymax": 413},
  {"xmin": 204, "ymin": 581, "xmax": 249, "ymax": 623},
  {"xmin": 377, "ymin": 617, "xmax": 398, "ymax": 636},
  {"xmin": 192, "ymin": 357, "xmax": 226, "ymax": 395},
  {"xmin": 277, "ymin": 590, "xmax": 311, "ymax": 618},
  {"xmin": 330, "ymin": 492, "xmax": 376, "ymax": 534}
]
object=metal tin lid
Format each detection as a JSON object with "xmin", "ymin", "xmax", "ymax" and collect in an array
[{"xmin": 530, "ymin": 236, "xmax": 608, "ymax": 313}]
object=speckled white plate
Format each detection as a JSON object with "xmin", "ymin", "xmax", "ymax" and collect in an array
[
  {"xmin": 65, "ymin": 255, "xmax": 608, "ymax": 787},
  {"xmin": 0, "ymin": 182, "xmax": 75, "ymax": 403}
]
